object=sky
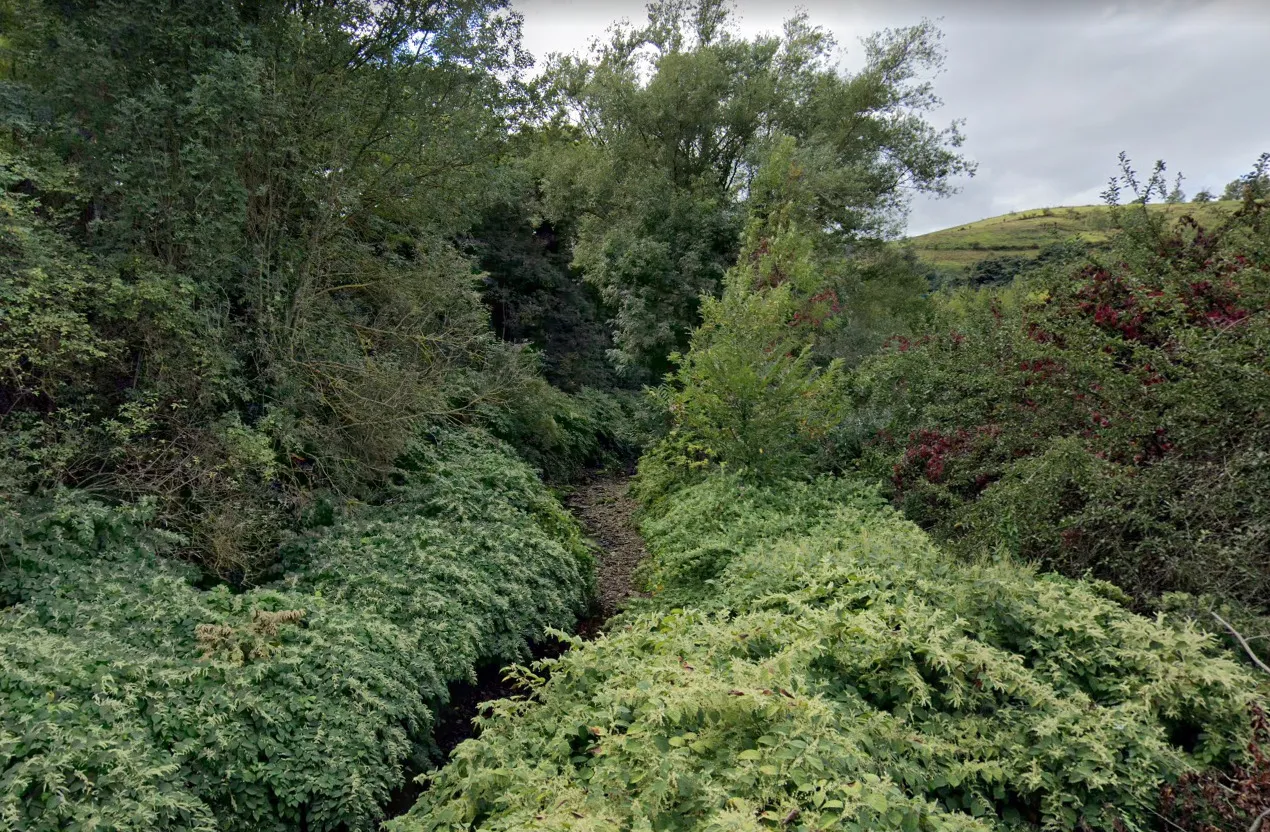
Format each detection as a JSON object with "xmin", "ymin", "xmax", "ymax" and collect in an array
[{"xmin": 512, "ymin": 0, "xmax": 1270, "ymax": 236}]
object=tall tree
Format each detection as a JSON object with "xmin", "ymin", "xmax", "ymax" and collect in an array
[
  {"xmin": 2, "ymin": 0, "xmax": 534, "ymax": 573},
  {"xmin": 533, "ymin": 0, "xmax": 972, "ymax": 380}
]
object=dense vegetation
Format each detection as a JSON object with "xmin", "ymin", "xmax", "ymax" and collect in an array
[
  {"xmin": 0, "ymin": 0, "xmax": 549, "ymax": 577},
  {"xmin": 854, "ymin": 159, "xmax": 1270, "ymax": 654},
  {"xmin": 525, "ymin": 1, "xmax": 971, "ymax": 381},
  {"xmin": 2, "ymin": 429, "xmax": 591, "ymax": 831},
  {"xmin": 3, "ymin": 0, "xmax": 1268, "ymax": 829},
  {"xmin": 393, "ymin": 149, "xmax": 1270, "ymax": 832},
  {"xmin": 397, "ymin": 473, "xmax": 1261, "ymax": 832}
]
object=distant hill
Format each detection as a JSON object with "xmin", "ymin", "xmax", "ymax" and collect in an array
[{"xmin": 908, "ymin": 201, "xmax": 1240, "ymax": 274}]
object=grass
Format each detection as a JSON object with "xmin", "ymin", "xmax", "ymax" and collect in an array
[{"xmin": 909, "ymin": 201, "xmax": 1240, "ymax": 273}]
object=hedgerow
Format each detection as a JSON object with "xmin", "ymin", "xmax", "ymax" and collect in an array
[
  {"xmin": 394, "ymin": 473, "xmax": 1264, "ymax": 832},
  {"xmin": 851, "ymin": 157, "xmax": 1270, "ymax": 639},
  {"xmin": 1, "ymin": 429, "xmax": 591, "ymax": 832}
]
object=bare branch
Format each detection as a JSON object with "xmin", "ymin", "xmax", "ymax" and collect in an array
[{"xmin": 1211, "ymin": 611, "xmax": 1270, "ymax": 676}]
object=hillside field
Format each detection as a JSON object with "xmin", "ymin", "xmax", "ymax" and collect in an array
[{"xmin": 909, "ymin": 201, "xmax": 1240, "ymax": 273}]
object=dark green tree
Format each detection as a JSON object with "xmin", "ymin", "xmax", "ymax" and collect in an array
[
  {"xmin": 533, "ymin": 0, "xmax": 972, "ymax": 380},
  {"xmin": 2, "ymin": 0, "xmax": 536, "ymax": 573},
  {"xmin": 1221, "ymin": 166, "xmax": 1270, "ymax": 201}
]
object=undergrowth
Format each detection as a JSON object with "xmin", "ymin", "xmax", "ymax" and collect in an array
[
  {"xmin": 394, "ymin": 473, "xmax": 1265, "ymax": 832},
  {"xmin": 0, "ymin": 429, "xmax": 591, "ymax": 832}
]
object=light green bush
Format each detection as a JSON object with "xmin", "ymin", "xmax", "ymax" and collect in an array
[
  {"xmin": 395, "ymin": 474, "xmax": 1263, "ymax": 832},
  {"xmin": 1, "ymin": 429, "xmax": 591, "ymax": 832}
]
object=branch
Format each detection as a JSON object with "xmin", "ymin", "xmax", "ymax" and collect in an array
[
  {"xmin": 1211, "ymin": 610, "xmax": 1270, "ymax": 676},
  {"xmin": 1250, "ymin": 807, "xmax": 1270, "ymax": 832}
]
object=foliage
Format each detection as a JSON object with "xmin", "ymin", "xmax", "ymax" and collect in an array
[
  {"xmin": 1221, "ymin": 164, "xmax": 1270, "ymax": 202},
  {"xmin": 535, "ymin": 0, "xmax": 972, "ymax": 380},
  {"xmin": 1, "ymin": 429, "xmax": 591, "ymax": 832},
  {"xmin": 810, "ymin": 244, "xmax": 935, "ymax": 368},
  {"xmin": 1, "ymin": 0, "xmax": 538, "ymax": 575},
  {"xmin": 1159, "ymin": 704, "xmax": 1270, "ymax": 832},
  {"xmin": 394, "ymin": 473, "xmax": 1264, "ymax": 832},
  {"xmin": 853, "ymin": 155, "xmax": 1270, "ymax": 627},
  {"xmin": 481, "ymin": 382, "xmax": 658, "ymax": 482},
  {"xmin": 1163, "ymin": 701, "xmax": 1270, "ymax": 832},
  {"xmin": 651, "ymin": 139, "xmax": 847, "ymax": 481},
  {"xmin": 466, "ymin": 172, "xmax": 618, "ymax": 391},
  {"xmin": 924, "ymin": 241, "xmax": 1091, "ymax": 292}
]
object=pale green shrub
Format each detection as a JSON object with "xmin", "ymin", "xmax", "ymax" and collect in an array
[
  {"xmin": 396, "ymin": 474, "xmax": 1262, "ymax": 832},
  {"xmin": 1, "ymin": 429, "xmax": 591, "ymax": 832}
]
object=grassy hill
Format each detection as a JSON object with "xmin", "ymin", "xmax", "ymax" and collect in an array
[{"xmin": 909, "ymin": 201, "xmax": 1240, "ymax": 274}]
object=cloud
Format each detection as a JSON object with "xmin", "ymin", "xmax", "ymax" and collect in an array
[{"xmin": 514, "ymin": 0, "xmax": 1270, "ymax": 234}]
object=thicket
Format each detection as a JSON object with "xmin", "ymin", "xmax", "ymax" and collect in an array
[
  {"xmin": 1, "ymin": 428, "xmax": 592, "ymax": 832},
  {"xmin": 396, "ymin": 473, "xmax": 1265, "ymax": 832},
  {"xmin": 0, "ymin": 0, "xmax": 544, "ymax": 577},
  {"xmin": 851, "ymin": 156, "xmax": 1270, "ymax": 633},
  {"xmin": 639, "ymin": 136, "xmax": 937, "ymax": 496},
  {"xmin": 466, "ymin": 177, "xmax": 617, "ymax": 393},
  {"xmin": 1, "ymin": 0, "xmax": 964, "ymax": 560},
  {"xmin": 484, "ymin": 382, "xmax": 657, "ymax": 482}
]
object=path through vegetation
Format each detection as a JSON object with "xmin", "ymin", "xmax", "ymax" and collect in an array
[
  {"xmin": 565, "ymin": 471, "xmax": 650, "ymax": 626},
  {"xmin": 386, "ymin": 471, "xmax": 649, "ymax": 818},
  {"xmin": 431, "ymin": 471, "xmax": 647, "ymax": 751}
]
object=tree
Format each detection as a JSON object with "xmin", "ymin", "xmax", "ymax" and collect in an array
[
  {"xmin": 2, "ymin": 0, "xmax": 537, "ymax": 573},
  {"xmin": 657, "ymin": 137, "xmax": 845, "ymax": 479},
  {"xmin": 1192, "ymin": 188, "xmax": 1215, "ymax": 203},
  {"xmin": 1221, "ymin": 164, "xmax": 1270, "ymax": 201},
  {"xmin": 534, "ymin": 0, "xmax": 972, "ymax": 380},
  {"xmin": 464, "ymin": 157, "xmax": 618, "ymax": 391}
]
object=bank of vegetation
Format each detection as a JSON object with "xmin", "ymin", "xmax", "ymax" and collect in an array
[{"xmin": 2, "ymin": 1, "xmax": 1267, "ymax": 830}]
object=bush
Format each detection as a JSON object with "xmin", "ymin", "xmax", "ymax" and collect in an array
[
  {"xmin": 393, "ymin": 473, "xmax": 1264, "ymax": 832},
  {"xmin": 483, "ymin": 381, "xmax": 658, "ymax": 482},
  {"xmin": 1, "ymin": 429, "xmax": 591, "ymax": 832},
  {"xmin": 852, "ymin": 175, "xmax": 1270, "ymax": 620},
  {"xmin": 1160, "ymin": 703, "xmax": 1270, "ymax": 832},
  {"xmin": 649, "ymin": 139, "xmax": 847, "ymax": 484}
]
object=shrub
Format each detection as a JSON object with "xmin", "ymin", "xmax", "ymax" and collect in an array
[
  {"xmin": 483, "ymin": 381, "xmax": 656, "ymax": 482},
  {"xmin": 1160, "ymin": 704, "xmax": 1270, "ymax": 832},
  {"xmin": 1, "ymin": 429, "xmax": 591, "ymax": 832},
  {"xmin": 853, "ymin": 163, "xmax": 1270, "ymax": 621},
  {"xmin": 650, "ymin": 139, "xmax": 846, "ymax": 484},
  {"xmin": 393, "ymin": 474, "xmax": 1264, "ymax": 832}
]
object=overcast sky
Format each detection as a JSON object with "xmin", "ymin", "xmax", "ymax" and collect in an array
[{"xmin": 512, "ymin": 0, "xmax": 1269, "ymax": 236}]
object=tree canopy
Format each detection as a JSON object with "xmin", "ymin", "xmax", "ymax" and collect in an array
[
  {"xmin": 2, "ymin": 0, "xmax": 538, "ymax": 571},
  {"xmin": 530, "ymin": 0, "xmax": 972, "ymax": 379}
]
